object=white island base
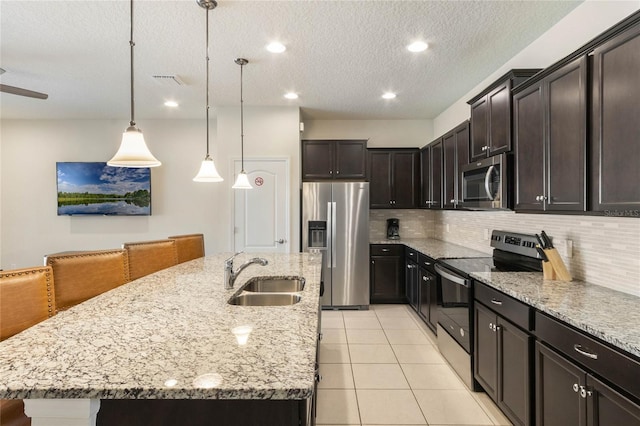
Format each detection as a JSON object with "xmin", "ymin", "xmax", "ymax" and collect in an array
[{"xmin": 24, "ymin": 399, "xmax": 100, "ymax": 426}]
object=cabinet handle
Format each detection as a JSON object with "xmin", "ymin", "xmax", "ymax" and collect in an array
[
  {"xmin": 423, "ymin": 262, "xmax": 431, "ymax": 266},
  {"xmin": 336, "ymin": 170, "xmax": 339, "ymax": 174},
  {"xmin": 493, "ymin": 324, "xmax": 497, "ymax": 332},
  {"xmin": 381, "ymin": 248, "xmax": 390, "ymax": 252},
  {"xmin": 422, "ymin": 276, "xmax": 428, "ymax": 281},
  {"xmin": 574, "ymin": 344, "xmax": 598, "ymax": 360},
  {"xmin": 573, "ymin": 383, "xmax": 579, "ymax": 393},
  {"xmin": 409, "ymin": 252, "xmax": 415, "ymax": 256},
  {"xmin": 450, "ymin": 199, "xmax": 456, "ymax": 203},
  {"xmin": 579, "ymin": 386, "xmax": 592, "ymax": 399},
  {"xmin": 490, "ymin": 299, "xmax": 503, "ymax": 306},
  {"xmin": 489, "ymin": 322, "xmax": 493, "ymax": 330},
  {"xmin": 329, "ymin": 170, "xmax": 333, "ymax": 174},
  {"xmin": 371, "ymin": 260, "xmax": 375, "ymax": 264}
]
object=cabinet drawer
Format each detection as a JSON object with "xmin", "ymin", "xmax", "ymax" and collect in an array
[
  {"xmin": 417, "ymin": 253, "xmax": 435, "ymax": 271},
  {"xmin": 536, "ymin": 311, "xmax": 640, "ymax": 399},
  {"xmin": 405, "ymin": 247, "xmax": 418, "ymax": 259},
  {"xmin": 475, "ymin": 282, "xmax": 532, "ymax": 331},
  {"xmin": 370, "ymin": 244, "xmax": 403, "ymax": 256}
]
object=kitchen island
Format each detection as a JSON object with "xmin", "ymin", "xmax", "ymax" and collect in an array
[{"xmin": 0, "ymin": 253, "xmax": 322, "ymax": 425}]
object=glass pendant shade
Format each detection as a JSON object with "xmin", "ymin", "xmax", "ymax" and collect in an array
[
  {"xmin": 232, "ymin": 170, "xmax": 252, "ymax": 189},
  {"xmin": 108, "ymin": 126, "xmax": 161, "ymax": 168},
  {"xmin": 193, "ymin": 155, "xmax": 223, "ymax": 182}
]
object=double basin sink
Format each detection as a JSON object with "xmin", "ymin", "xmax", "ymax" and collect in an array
[{"xmin": 228, "ymin": 276, "xmax": 305, "ymax": 306}]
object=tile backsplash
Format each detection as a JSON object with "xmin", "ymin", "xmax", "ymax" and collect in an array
[{"xmin": 370, "ymin": 209, "xmax": 640, "ymax": 297}]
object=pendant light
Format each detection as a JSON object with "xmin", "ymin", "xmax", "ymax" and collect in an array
[
  {"xmin": 193, "ymin": 0, "xmax": 223, "ymax": 182},
  {"xmin": 108, "ymin": 0, "xmax": 161, "ymax": 168},
  {"xmin": 232, "ymin": 58, "xmax": 252, "ymax": 189}
]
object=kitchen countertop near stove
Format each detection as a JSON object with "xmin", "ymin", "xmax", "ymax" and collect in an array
[
  {"xmin": 0, "ymin": 253, "xmax": 322, "ymax": 400},
  {"xmin": 471, "ymin": 271, "xmax": 640, "ymax": 359},
  {"xmin": 370, "ymin": 238, "xmax": 489, "ymax": 259}
]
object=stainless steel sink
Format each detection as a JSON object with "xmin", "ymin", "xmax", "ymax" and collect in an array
[
  {"xmin": 228, "ymin": 293, "xmax": 302, "ymax": 306},
  {"xmin": 242, "ymin": 276, "xmax": 305, "ymax": 293}
]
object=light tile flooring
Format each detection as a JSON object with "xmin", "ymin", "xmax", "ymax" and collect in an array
[{"xmin": 317, "ymin": 304, "xmax": 512, "ymax": 426}]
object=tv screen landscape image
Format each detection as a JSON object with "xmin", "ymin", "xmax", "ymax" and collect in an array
[{"xmin": 56, "ymin": 162, "xmax": 151, "ymax": 216}]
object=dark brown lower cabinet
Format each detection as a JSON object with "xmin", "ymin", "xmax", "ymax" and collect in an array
[
  {"xmin": 474, "ymin": 302, "xmax": 532, "ymax": 426},
  {"xmin": 535, "ymin": 342, "xmax": 640, "ymax": 426},
  {"xmin": 370, "ymin": 244, "xmax": 404, "ymax": 303},
  {"xmin": 418, "ymin": 268, "xmax": 438, "ymax": 333}
]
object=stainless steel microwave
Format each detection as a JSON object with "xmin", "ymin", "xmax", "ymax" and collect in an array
[{"xmin": 459, "ymin": 154, "xmax": 511, "ymax": 210}]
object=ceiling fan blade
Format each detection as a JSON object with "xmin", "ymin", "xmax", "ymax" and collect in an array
[{"xmin": 0, "ymin": 84, "xmax": 48, "ymax": 100}]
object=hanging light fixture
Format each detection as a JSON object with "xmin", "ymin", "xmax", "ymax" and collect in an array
[
  {"xmin": 193, "ymin": 0, "xmax": 223, "ymax": 182},
  {"xmin": 108, "ymin": 0, "xmax": 161, "ymax": 168},
  {"xmin": 232, "ymin": 58, "xmax": 252, "ymax": 190}
]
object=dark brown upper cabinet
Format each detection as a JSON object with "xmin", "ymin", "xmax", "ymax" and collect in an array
[
  {"xmin": 420, "ymin": 139, "xmax": 442, "ymax": 209},
  {"xmin": 443, "ymin": 121, "xmax": 470, "ymax": 209},
  {"xmin": 513, "ymin": 56, "xmax": 587, "ymax": 212},
  {"xmin": 368, "ymin": 149, "xmax": 419, "ymax": 209},
  {"xmin": 468, "ymin": 70, "xmax": 541, "ymax": 163},
  {"xmin": 591, "ymin": 22, "xmax": 640, "ymax": 215},
  {"xmin": 301, "ymin": 140, "xmax": 367, "ymax": 181}
]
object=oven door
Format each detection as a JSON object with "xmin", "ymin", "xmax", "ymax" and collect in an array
[
  {"xmin": 435, "ymin": 263, "xmax": 471, "ymax": 353},
  {"xmin": 459, "ymin": 155, "xmax": 506, "ymax": 210}
]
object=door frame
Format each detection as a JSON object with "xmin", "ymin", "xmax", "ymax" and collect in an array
[{"xmin": 230, "ymin": 157, "xmax": 291, "ymax": 253}]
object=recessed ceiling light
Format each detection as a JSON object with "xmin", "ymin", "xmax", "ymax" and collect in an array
[
  {"xmin": 382, "ymin": 92, "xmax": 396, "ymax": 100},
  {"xmin": 407, "ymin": 41, "xmax": 429, "ymax": 53},
  {"xmin": 284, "ymin": 92, "xmax": 298, "ymax": 100},
  {"xmin": 266, "ymin": 42, "xmax": 286, "ymax": 53},
  {"xmin": 164, "ymin": 100, "xmax": 179, "ymax": 107}
]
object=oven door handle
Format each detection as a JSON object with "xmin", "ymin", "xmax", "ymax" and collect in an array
[
  {"xmin": 435, "ymin": 264, "xmax": 470, "ymax": 288},
  {"xmin": 484, "ymin": 165, "xmax": 496, "ymax": 201}
]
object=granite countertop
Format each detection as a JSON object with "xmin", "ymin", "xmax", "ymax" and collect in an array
[
  {"xmin": 0, "ymin": 253, "xmax": 322, "ymax": 400},
  {"xmin": 370, "ymin": 237, "xmax": 489, "ymax": 259},
  {"xmin": 471, "ymin": 271, "xmax": 640, "ymax": 359}
]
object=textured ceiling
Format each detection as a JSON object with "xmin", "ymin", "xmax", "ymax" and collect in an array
[{"xmin": 0, "ymin": 0, "xmax": 582, "ymax": 121}]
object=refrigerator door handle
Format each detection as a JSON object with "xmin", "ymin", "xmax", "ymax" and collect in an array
[
  {"xmin": 326, "ymin": 202, "xmax": 333, "ymax": 269},
  {"xmin": 331, "ymin": 201, "xmax": 337, "ymax": 268}
]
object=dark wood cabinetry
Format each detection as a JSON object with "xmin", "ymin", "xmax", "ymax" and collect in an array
[
  {"xmin": 474, "ymin": 284, "xmax": 533, "ymax": 426},
  {"xmin": 514, "ymin": 56, "xmax": 587, "ymax": 212},
  {"xmin": 418, "ymin": 265, "xmax": 438, "ymax": 333},
  {"xmin": 591, "ymin": 22, "xmax": 640, "ymax": 214},
  {"xmin": 301, "ymin": 140, "xmax": 367, "ymax": 181},
  {"xmin": 468, "ymin": 70, "xmax": 540, "ymax": 162},
  {"xmin": 370, "ymin": 244, "xmax": 405, "ymax": 303},
  {"xmin": 420, "ymin": 140, "xmax": 442, "ymax": 209},
  {"xmin": 443, "ymin": 121, "xmax": 470, "ymax": 209},
  {"xmin": 405, "ymin": 247, "xmax": 419, "ymax": 311},
  {"xmin": 368, "ymin": 149, "xmax": 419, "ymax": 208}
]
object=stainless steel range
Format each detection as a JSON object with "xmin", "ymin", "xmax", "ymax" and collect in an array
[{"xmin": 434, "ymin": 230, "xmax": 543, "ymax": 390}]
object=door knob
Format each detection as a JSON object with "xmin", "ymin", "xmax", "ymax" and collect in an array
[{"xmin": 275, "ymin": 239, "xmax": 287, "ymax": 244}]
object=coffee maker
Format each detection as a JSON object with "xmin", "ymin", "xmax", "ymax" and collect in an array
[{"xmin": 386, "ymin": 218, "xmax": 400, "ymax": 240}]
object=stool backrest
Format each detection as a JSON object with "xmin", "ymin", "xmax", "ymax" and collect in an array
[
  {"xmin": 168, "ymin": 234, "xmax": 205, "ymax": 264},
  {"xmin": 123, "ymin": 239, "xmax": 178, "ymax": 281},
  {"xmin": 45, "ymin": 249, "xmax": 130, "ymax": 311}
]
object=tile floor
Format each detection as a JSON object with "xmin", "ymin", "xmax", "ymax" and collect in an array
[{"xmin": 316, "ymin": 304, "xmax": 512, "ymax": 426}]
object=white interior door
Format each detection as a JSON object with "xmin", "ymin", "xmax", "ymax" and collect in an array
[{"xmin": 233, "ymin": 159, "xmax": 289, "ymax": 253}]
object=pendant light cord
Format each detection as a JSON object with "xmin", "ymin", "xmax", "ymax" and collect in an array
[
  {"xmin": 240, "ymin": 61, "xmax": 244, "ymax": 171},
  {"xmin": 205, "ymin": 7, "xmax": 210, "ymax": 157},
  {"xmin": 129, "ymin": 0, "xmax": 135, "ymax": 127}
]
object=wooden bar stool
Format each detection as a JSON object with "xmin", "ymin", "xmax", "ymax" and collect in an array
[
  {"xmin": 123, "ymin": 239, "xmax": 179, "ymax": 281},
  {"xmin": 45, "ymin": 249, "xmax": 130, "ymax": 311},
  {"xmin": 168, "ymin": 233, "xmax": 205, "ymax": 264}
]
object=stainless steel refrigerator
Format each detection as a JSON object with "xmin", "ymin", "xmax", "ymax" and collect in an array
[{"xmin": 302, "ymin": 182, "xmax": 370, "ymax": 308}]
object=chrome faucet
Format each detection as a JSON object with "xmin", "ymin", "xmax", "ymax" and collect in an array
[{"xmin": 224, "ymin": 252, "xmax": 269, "ymax": 290}]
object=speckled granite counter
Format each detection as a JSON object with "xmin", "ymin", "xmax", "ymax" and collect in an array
[
  {"xmin": 0, "ymin": 253, "xmax": 322, "ymax": 400},
  {"xmin": 371, "ymin": 237, "xmax": 489, "ymax": 259},
  {"xmin": 471, "ymin": 271, "xmax": 640, "ymax": 359}
]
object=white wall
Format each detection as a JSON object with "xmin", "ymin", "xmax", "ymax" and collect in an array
[
  {"xmin": 302, "ymin": 119, "xmax": 433, "ymax": 148},
  {"xmin": 0, "ymin": 106, "xmax": 300, "ymax": 269},
  {"xmin": 433, "ymin": 0, "xmax": 640, "ymax": 135}
]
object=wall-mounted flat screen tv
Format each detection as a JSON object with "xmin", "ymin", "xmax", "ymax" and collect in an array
[{"xmin": 56, "ymin": 162, "xmax": 151, "ymax": 216}]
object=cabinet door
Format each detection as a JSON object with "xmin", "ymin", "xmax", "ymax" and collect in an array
[
  {"xmin": 392, "ymin": 151, "xmax": 419, "ymax": 208},
  {"xmin": 474, "ymin": 303, "xmax": 498, "ymax": 400},
  {"xmin": 419, "ymin": 269, "xmax": 438, "ymax": 333},
  {"xmin": 498, "ymin": 317, "xmax": 533, "ymax": 426},
  {"xmin": 587, "ymin": 375, "xmax": 640, "ymax": 426},
  {"xmin": 514, "ymin": 84, "xmax": 545, "ymax": 211},
  {"xmin": 335, "ymin": 140, "xmax": 367, "ymax": 180},
  {"xmin": 470, "ymin": 96, "xmax": 488, "ymax": 161},
  {"xmin": 443, "ymin": 132, "xmax": 456, "ymax": 209},
  {"xmin": 546, "ymin": 56, "xmax": 587, "ymax": 212},
  {"xmin": 429, "ymin": 142, "xmax": 443, "ymax": 209},
  {"xmin": 536, "ymin": 342, "xmax": 587, "ymax": 426},
  {"xmin": 420, "ymin": 147, "xmax": 431, "ymax": 208},
  {"xmin": 369, "ymin": 151, "xmax": 393, "ymax": 208},
  {"xmin": 302, "ymin": 141, "xmax": 333, "ymax": 180},
  {"xmin": 488, "ymin": 81, "xmax": 512, "ymax": 156},
  {"xmin": 591, "ymin": 23, "xmax": 640, "ymax": 213},
  {"xmin": 405, "ymin": 259, "xmax": 419, "ymax": 310},
  {"xmin": 370, "ymin": 255, "xmax": 404, "ymax": 303},
  {"xmin": 454, "ymin": 122, "xmax": 470, "ymax": 207}
]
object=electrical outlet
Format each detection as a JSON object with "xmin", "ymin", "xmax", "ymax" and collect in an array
[
  {"xmin": 555, "ymin": 239, "xmax": 574, "ymax": 258},
  {"xmin": 483, "ymin": 228, "xmax": 490, "ymax": 241},
  {"xmin": 445, "ymin": 224, "xmax": 450, "ymax": 233}
]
